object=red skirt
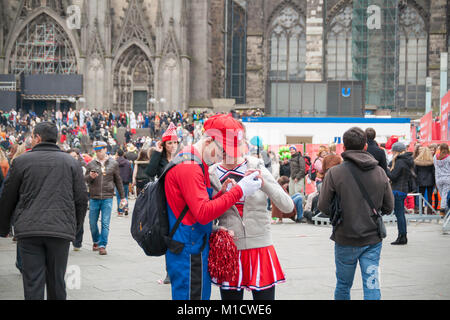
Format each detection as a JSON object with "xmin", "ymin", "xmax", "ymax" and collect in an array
[{"xmin": 212, "ymin": 245, "xmax": 285, "ymax": 291}]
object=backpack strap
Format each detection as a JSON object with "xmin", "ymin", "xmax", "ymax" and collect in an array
[
  {"xmin": 168, "ymin": 205, "xmax": 189, "ymax": 239},
  {"xmin": 344, "ymin": 161, "xmax": 377, "ymax": 216}
]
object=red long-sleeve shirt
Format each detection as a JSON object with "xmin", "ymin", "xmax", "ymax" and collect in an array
[{"xmin": 164, "ymin": 146, "xmax": 243, "ymax": 226}]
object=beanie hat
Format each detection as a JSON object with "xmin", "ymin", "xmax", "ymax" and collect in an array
[
  {"xmin": 203, "ymin": 114, "xmax": 244, "ymax": 158},
  {"xmin": 392, "ymin": 142, "xmax": 406, "ymax": 153},
  {"xmin": 162, "ymin": 122, "xmax": 178, "ymax": 142}
]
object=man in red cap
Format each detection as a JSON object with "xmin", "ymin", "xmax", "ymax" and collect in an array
[{"xmin": 164, "ymin": 114, "xmax": 262, "ymax": 300}]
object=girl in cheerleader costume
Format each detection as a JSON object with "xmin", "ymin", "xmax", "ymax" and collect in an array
[{"xmin": 208, "ymin": 138, "xmax": 294, "ymax": 300}]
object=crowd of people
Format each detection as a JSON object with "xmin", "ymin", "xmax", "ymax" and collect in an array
[
  {"xmin": 271, "ymin": 130, "xmax": 450, "ymax": 243},
  {"xmin": 0, "ymin": 109, "xmax": 449, "ymax": 301}
]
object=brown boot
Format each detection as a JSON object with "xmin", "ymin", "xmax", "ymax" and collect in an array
[
  {"xmin": 99, "ymin": 247, "xmax": 107, "ymax": 255},
  {"xmin": 92, "ymin": 243, "xmax": 99, "ymax": 251}
]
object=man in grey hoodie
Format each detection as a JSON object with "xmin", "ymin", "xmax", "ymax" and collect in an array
[{"xmin": 318, "ymin": 127, "xmax": 394, "ymax": 300}]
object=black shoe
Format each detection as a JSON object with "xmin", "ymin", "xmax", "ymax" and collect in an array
[{"xmin": 391, "ymin": 234, "xmax": 407, "ymax": 245}]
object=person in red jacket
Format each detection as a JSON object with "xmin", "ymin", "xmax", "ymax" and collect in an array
[{"xmin": 164, "ymin": 114, "xmax": 263, "ymax": 300}]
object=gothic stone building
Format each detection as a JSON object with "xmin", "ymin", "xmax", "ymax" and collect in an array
[{"xmin": 0, "ymin": 0, "xmax": 449, "ymax": 116}]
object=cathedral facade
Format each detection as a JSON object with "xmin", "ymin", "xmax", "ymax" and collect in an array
[{"xmin": 0, "ymin": 0, "xmax": 448, "ymax": 116}]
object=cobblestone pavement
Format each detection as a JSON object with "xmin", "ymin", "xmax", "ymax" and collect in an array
[{"xmin": 1, "ymin": 198, "xmax": 450, "ymax": 300}]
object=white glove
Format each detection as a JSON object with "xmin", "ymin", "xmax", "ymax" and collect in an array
[{"xmin": 237, "ymin": 171, "xmax": 262, "ymax": 198}]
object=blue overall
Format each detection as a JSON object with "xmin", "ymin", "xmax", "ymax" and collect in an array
[{"xmin": 165, "ymin": 188, "xmax": 214, "ymax": 300}]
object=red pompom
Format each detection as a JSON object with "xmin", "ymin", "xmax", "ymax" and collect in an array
[{"xmin": 208, "ymin": 229, "xmax": 239, "ymax": 284}]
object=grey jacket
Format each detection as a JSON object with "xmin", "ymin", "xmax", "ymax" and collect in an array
[{"xmin": 209, "ymin": 156, "xmax": 294, "ymax": 250}]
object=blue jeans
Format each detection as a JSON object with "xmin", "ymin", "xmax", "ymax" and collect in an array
[
  {"xmin": 115, "ymin": 183, "xmax": 129, "ymax": 213},
  {"xmin": 292, "ymin": 193, "xmax": 303, "ymax": 220},
  {"xmin": 447, "ymin": 192, "xmax": 450, "ymax": 211},
  {"xmin": 334, "ymin": 242, "xmax": 382, "ymax": 300},
  {"xmin": 393, "ymin": 191, "xmax": 407, "ymax": 235},
  {"xmin": 89, "ymin": 198, "xmax": 113, "ymax": 248}
]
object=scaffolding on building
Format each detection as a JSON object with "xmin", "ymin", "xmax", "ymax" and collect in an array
[
  {"xmin": 352, "ymin": 0, "xmax": 399, "ymax": 111},
  {"xmin": 12, "ymin": 21, "xmax": 76, "ymax": 75}
]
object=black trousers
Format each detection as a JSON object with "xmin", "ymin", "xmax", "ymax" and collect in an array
[
  {"xmin": 220, "ymin": 286, "xmax": 275, "ymax": 300},
  {"xmin": 419, "ymin": 186, "xmax": 434, "ymax": 204},
  {"xmin": 18, "ymin": 237, "xmax": 70, "ymax": 300}
]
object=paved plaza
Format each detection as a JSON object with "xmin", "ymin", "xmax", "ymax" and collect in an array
[{"xmin": 1, "ymin": 199, "xmax": 450, "ymax": 300}]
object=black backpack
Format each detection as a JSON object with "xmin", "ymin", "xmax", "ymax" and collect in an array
[{"xmin": 130, "ymin": 153, "xmax": 204, "ymax": 256}]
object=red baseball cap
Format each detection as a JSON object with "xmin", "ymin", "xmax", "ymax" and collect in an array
[{"xmin": 203, "ymin": 114, "xmax": 245, "ymax": 158}]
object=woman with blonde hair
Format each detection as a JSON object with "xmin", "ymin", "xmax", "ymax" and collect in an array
[
  {"xmin": 434, "ymin": 143, "xmax": 450, "ymax": 216},
  {"xmin": 8, "ymin": 144, "xmax": 18, "ymax": 160},
  {"xmin": 414, "ymin": 146, "xmax": 435, "ymax": 214},
  {"xmin": 12, "ymin": 143, "xmax": 27, "ymax": 162}
]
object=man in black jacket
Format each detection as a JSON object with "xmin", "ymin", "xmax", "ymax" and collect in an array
[
  {"xmin": 318, "ymin": 127, "xmax": 394, "ymax": 300},
  {"xmin": 365, "ymin": 128, "xmax": 388, "ymax": 174},
  {"xmin": 0, "ymin": 122, "xmax": 88, "ymax": 300}
]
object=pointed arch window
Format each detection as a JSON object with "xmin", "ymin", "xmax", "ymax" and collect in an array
[
  {"xmin": 268, "ymin": 6, "xmax": 306, "ymax": 116},
  {"xmin": 225, "ymin": 0, "xmax": 247, "ymax": 104},
  {"xmin": 326, "ymin": 5, "xmax": 353, "ymax": 80},
  {"xmin": 269, "ymin": 7, "xmax": 306, "ymax": 81},
  {"xmin": 10, "ymin": 14, "xmax": 77, "ymax": 74},
  {"xmin": 397, "ymin": 6, "xmax": 427, "ymax": 112}
]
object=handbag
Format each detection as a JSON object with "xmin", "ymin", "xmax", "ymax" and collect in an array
[{"xmin": 345, "ymin": 162, "xmax": 387, "ymax": 239}]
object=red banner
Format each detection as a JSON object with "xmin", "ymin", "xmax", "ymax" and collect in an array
[
  {"xmin": 441, "ymin": 91, "xmax": 450, "ymax": 141},
  {"xmin": 420, "ymin": 111, "xmax": 433, "ymax": 142},
  {"xmin": 432, "ymin": 121, "xmax": 441, "ymax": 141}
]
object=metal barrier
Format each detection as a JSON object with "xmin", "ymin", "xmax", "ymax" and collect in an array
[
  {"xmin": 311, "ymin": 214, "xmax": 332, "ymax": 226},
  {"xmin": 404, "ymin": 193, "xmax": 441, "ymax": 224},
  {"xmin": 443, "ymin": 210, "xmax": 450, "ymax": 234},
  {"xmin": 312, "ymin": 212, "xmax": 397, "ymax": 227},
  {"xmin": 311, "ymin": 193, "xmax": 442, "ymax": 227}
]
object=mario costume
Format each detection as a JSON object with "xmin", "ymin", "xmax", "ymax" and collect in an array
[{"xmin": 164, "ymin": 114, "xmax": 251, "ymax": 300}]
